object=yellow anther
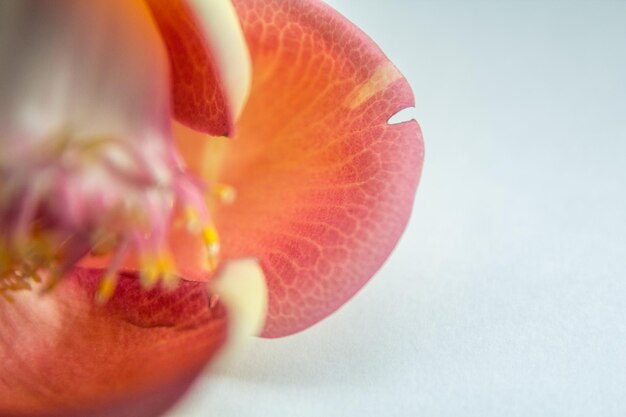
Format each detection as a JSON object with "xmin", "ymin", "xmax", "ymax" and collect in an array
[
  {"xmin": 213, "ymin": 184, "xmax": 237, "ymax": 205},
  {"xmin": 95, "ymin": 271, "xmax": 118, "ymax": 305},
  {"xmin": 202, "ymin": 226, "xmax": 220, "ymax": 255},
  {"xmin": 161, "ymin": 268, "xmax": 179, "ymax": 291},
  {"xmin": 157, "ymin": 254, "xmax": 175, "ymax": 273},
  {"xmin": 0, "ymin": 231, "xmax": 56, "ymax": 300},
  {"xmin": 139, "ymin": 255, "xmax": 160, "ymax": 288},
  {"xmin": 202, "ymin": 226, "xmax": 220, "ymax": 249},
  {"xmin": 202, "ymin": 225, "xmax": 220, "ymax": 271},
  {"xmin": 182, "ymin": 207, "xmax": 223, "ymax": 272},
  {"xmin": 139, "ymin": 251, "xmax": 177, "ymax": 290}
]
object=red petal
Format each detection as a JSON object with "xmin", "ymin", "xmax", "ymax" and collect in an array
[
  {"xmin": 146, "ymin": 0, "xmax": 250, "ymax": 136},
  {"xmin": 177, "ymin": 0, "xmax": 424, "ymax": 337},
  {"xmin": 0, "ymin": 269, "xmax": 227, "ymax": 416}
]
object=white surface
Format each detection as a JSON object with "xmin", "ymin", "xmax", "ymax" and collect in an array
[{"xmin": 169, "ymin": 1, "xmax": 626, "ymax": 416}]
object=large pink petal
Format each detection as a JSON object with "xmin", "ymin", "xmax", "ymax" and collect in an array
[
  {"xmin": 0, "ymin": 269, "xmax": 228, "ymax": 416},
  {"xmin": 177, "ymin": 0, "xmax": 424, "ymax": 337}
]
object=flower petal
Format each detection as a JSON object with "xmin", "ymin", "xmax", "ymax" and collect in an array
[
  {"xmin": 146, "ymin": 0, "xmax": 251, "ymax": 136},
  {"xmin": 0, "ymin": 0, "xmax": 170, "ymax": 145},
  {"xmin": 0, "ymin": 269, "xmax": 228, "ymax": 416},
  {"xmin": 177, "ymin": 0, "xmax": 424, "ymax": 337}
]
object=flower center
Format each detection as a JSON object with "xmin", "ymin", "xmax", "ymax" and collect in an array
[{"xmin": 0, "ymin": 129, "xmax": 231, "ymax": 303}]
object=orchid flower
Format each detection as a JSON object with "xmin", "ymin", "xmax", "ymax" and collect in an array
[{"xmin": 0, "ymin": 0, "xmax": 424, "ymax": 416}]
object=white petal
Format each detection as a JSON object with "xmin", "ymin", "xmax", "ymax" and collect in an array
[{"xmin": 211, "ymin": 258, "xmax": 268, "ymax": 356}]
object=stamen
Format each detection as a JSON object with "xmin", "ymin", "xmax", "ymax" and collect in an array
[
  {"xmin": 202, "ymin": 225, "xmax": 221, "ymax": 271},
  {"xmin": 183, "ymin": 204, "xmax": 222, "ymax": 272},
  {"xmin": 139, "ymin": 253, "xmax": 159, "ymax": 289},
  {"xmin": 0, "ymin": 232, "xmax": 64, "ymax": 298},
  {"xmin": 213, "ymin": 183, "xmax": 237, "ymax": 205},
  {"xmin": 160, "ymin": 255, "xmax": 179, "ymax": 290},
  {"xmin": 0, "ymin": 128, "xmax": 234, "ymax": 302},
  {"xmin": 138, "ymin": 250, "xmax": 178, "ymax": 290},
  {"xmin": 95, "ymin": 271, "xmax": 119, "ymax": 305},
  {"xmin": 95, "ymin": 241, "xmax": 129, "ymax": 304}
]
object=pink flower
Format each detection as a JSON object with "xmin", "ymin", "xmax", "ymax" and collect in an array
[{"xmin": 0, "ymin": 0, "xmax": 424, "ymax": 415}]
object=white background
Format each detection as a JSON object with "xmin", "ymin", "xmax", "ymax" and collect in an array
[{"xmin": 169, "ymin": 1, "xmax": 626, "ymax": 416}]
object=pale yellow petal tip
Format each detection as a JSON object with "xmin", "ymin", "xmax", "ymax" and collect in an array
[
  {"xmin": 211, "ymin": 258, "xmax": 268, "ymax": 341},
  {"xmin": 187, "ymin": 0, "xmax": 252, "ymax": 120}
]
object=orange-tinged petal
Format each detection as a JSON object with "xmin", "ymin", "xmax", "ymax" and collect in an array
[
  {"xmin": 0, "ymin": 268, "xmax": 228, "ymax": 416},
  {"xmin": 177, "ymin": 0, "xmax": 424, "ymax": 337},
  {"xmin": 146, "ymin": 0, "xmax": 251, "ymax": 136}
]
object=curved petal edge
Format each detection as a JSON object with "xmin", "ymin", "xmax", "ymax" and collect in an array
[{"xmin": 215, "ymin": 0, "xmax": 425, "ymax": 337}]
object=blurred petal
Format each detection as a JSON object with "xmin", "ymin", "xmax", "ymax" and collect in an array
[
  {"xmin": 0, "ymin": 0, "xmax": 170, "ymax": 146},
  {"xmin": 6, "ymin": 373, "xmax": 201, "ymax": 417},
  {"xmin": 147, "ymin": 0, "xmax": 251, "ymax": 136},
  {"xmin": 177, "ymin": 0, "xmax": 424, "ymax": 337},
  {"xmin": 0, "ymin": 269, "xmax": 228, "ymax": 416}
]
